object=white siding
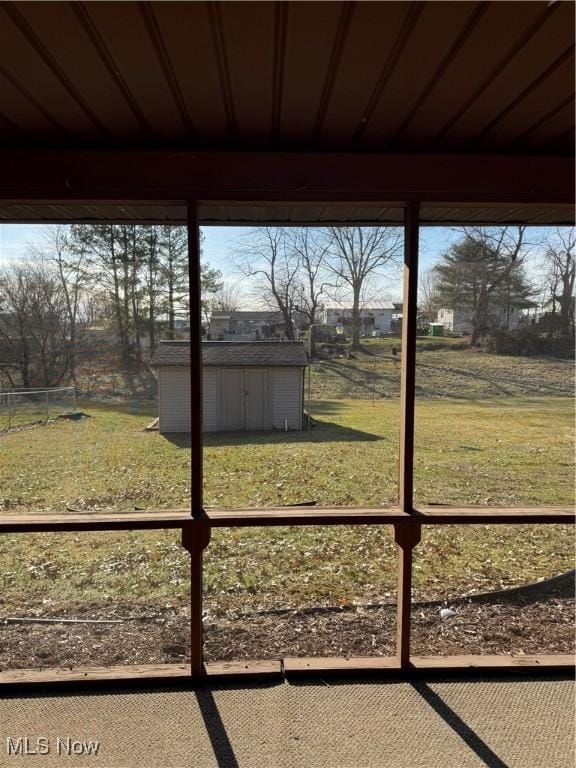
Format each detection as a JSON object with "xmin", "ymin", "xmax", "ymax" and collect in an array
[
  {"xmin": 271, "ymin": 367, "xmax": 303, "ymax": 430},
  {"xmin": 437, "ymin": 308, "xmax": 473, "ymax": 334},
  {"xmin": 437, "ymin": 308, "xmax": 455, "ymax": 331},
  {"xmin": 158, "ymin": 366, "xmax": 190, "ymax": 432},
  {"xmin": 323, "ymin": 307, "xmax": 394, "ymax": 332},
  {"xmin": 159, "ymin": 364, "xmax": 303, "ymax": 432},
  {"xmin": 203, "ymin": 367, "xmax": 218, "ymax": 431},
  {"xmin": 375, "ymin": 311, "xmax": 394, "ymax": 332},
  {"xmin": 158, "ymin": 365, "xmax": 217, "ymax": 433}
]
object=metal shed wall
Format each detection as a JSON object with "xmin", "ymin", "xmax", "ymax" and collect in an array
[
  {"xmin": 157, "ymin": 365, "xmax": 302, "ymax": 433},
  {"xmin": 271, "ymin": 367, "xmax": 303, "ymax": 431},
  {"xmin": 158, "ymin": 366, "xmax": 190, "ymax": 433}
]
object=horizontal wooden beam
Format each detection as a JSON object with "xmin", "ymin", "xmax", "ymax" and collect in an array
[
  {"xmin": 0, "ymin": 510, "xmax": 195, "ymax": 532},
  {"xmin": 0, "ymin": 656, "xmax": 572, "ymax": 691},
  {"xmin": 412, "ymin": 506, "xmax": 575, "ymax": 525},
  {"xmin": 0, "ymin": 151, "xmax": 573, "ymax": 205},
  {"xmin": 0, "ymin": 506, "xmax": 572, "ymax": 533},
  {"xmin": 0, "ymin": 661, "xmax": 282, "ymax": 690},
  {"xmin": 283, "ymin": 654, "xmax": 575, "ymax": 677}
]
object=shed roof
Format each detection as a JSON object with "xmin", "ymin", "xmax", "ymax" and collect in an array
[{"xmin": 153, "ymin": 340, "xmax": 308, "ymax": 367}]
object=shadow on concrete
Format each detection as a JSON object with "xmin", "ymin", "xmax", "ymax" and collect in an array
[
  {"xmin": 410, "ymin": 679, "xmax": 508, "ymax": 768},
  {"xmin": 195, "ymin": 687, "xmax": 240, "ymax": 768}
]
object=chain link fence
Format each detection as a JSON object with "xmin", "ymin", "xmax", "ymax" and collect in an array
[{"xmin": 0, "ymin": 387, "xmax": 77, "ymax": 431}]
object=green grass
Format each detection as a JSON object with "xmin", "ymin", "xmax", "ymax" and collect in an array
[
  {"xmin": 312, "ymin": 339, "xmax": 574, "ymax": 400},
  {"xmin": 0, "ymin": 389, "xmax": 573, "ymax": 612},
  {"xmin": 0, "ymin": 394, "xmax": 77, "ymax": 431},
  {"xmin": 0, "ymin": 396, "xmax": 572, "ymax": 512}
]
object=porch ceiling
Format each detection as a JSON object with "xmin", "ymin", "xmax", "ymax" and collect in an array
[
  {"xmin": 0, "ymin": 1, "xmax": 573, "ymax": 157},
  {"xmin": 0, "ymin": 1, "xmax": 573, "ymax": 225}
]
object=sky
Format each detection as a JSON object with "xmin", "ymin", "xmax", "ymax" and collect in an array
[
  {"xmin": 0, "ymin": 222, "xmax": 455, "ymax": 265},
  {"xmin": 0, "ymin": 222, "xmax": 552, "ymax": 305},
  {"xmin": 0, "ymin": 222, "xmax": 456, "ymax": 265}
]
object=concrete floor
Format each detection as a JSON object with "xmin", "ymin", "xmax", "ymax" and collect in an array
[{"xmin": 0, "ymin": 675, "xmax": 574, "ymax": 768}]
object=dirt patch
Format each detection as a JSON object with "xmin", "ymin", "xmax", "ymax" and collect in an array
[{"xmin": 0, "ymin": 594, "xmax": 573, "ymax": 670}]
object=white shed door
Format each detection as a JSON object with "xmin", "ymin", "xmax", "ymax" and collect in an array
[
  {"xmin": 220, "ymin": 369, "xmax": 244, "ymax": 430},
  {"xmin": 244, "ymin": 369, "xmax": 271, "ymax": 430},
  {"xmin": 218, "ymin": 367, "xmax": 271, "ymax": 431}
]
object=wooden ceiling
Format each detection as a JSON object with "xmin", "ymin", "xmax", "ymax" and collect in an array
[
  {"xmin": 0, "ymin": 1, "xmax": 573, "ymax": 225},
  {"xmin": 0, "ymin": 0, "xmax": 573, "ymax": 156}
]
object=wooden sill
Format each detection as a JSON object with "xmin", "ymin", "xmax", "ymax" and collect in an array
[{"xmin": 0, "ymin": 506, "xmax": 573, "ymax": 532}]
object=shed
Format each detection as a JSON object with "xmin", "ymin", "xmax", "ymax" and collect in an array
[{"xmin": 152, "ymin": 341, "xmax": 308, "ymax": 433}]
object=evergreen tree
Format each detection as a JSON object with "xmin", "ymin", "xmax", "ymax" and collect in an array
[{"xmin": 434, "ymin": 228, "xmax": 532, "ymax": 344}]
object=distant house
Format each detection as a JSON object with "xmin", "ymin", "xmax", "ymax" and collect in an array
[
  {"xmin": 152, "ymin": 340, "xmax": 308, "ymax": 433},
  {"xmin": 320, "ymin": 301, "xmax": 402, "ymax": 335},
  {"xmin": 437, "ymin": 308, "xmax": 474, "ymax": 335},
  {"xmin": 208, "ymin": 310, "xmax": 305, "ymax": 341},
  {"xmin": 437, "ymin": 302, "xmax": 535, "ymax": 335}
]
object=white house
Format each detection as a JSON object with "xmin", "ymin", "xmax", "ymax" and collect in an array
[
  {"xmin": 437, "ymin": 305, "xmax": 524, "ymax": 335},
  {"xmin": 152, "ymin": 340, "xmax": 308, "ymax": 433},
  {"xmin": 208, "ymin": 310, "xmax": 305, "ymax": 341},
  {"xmin": 320, "ymin": 301, "xmax": 402, "ymax": 335}
]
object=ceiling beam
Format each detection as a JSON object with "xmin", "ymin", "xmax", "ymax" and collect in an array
[{"xmin": 0, "ymin": 151, "xmax": 573, "ymax": 205}]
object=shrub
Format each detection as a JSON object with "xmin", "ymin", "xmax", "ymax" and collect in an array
[{"xmin": 483, "ymin": 328, "xmax": 575, "ymax": 359}]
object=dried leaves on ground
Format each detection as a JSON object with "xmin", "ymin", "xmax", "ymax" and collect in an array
[{"xmin": 0, "ymin": 594, "xmax": 573, "ymax": 670}]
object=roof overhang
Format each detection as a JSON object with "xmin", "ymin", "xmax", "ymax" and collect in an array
[{"xmin": 0, "ymin": 151, "xmax": 573, "ymax": 225}]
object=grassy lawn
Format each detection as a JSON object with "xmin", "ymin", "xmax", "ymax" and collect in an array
[
  {"xmin": 0, "ymin": 347, "xmax": 573, "ymax": 614},
  {"xmin": 0, "ymin": 395, "xmax": 572, "ymax": 512},
  {"xmin": 312, "ymin": 337, "xmax": 574, "ymax": 400}
]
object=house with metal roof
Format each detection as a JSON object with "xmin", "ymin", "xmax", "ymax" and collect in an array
[
  {"xmin": 320, "ymin": 301, "xmax": 403, "ymax": 335},
  {"xmin": 208, "ymin": 310, "xmax": 306, "ymax": 341},
  {"xmin": 152, "ymin": 340, "xmax": 308, "ymax": 433}
]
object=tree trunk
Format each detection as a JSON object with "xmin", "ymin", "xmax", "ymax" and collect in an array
[
  {"xmin": 282, "ymin": 307, "xmax": 295, "ymax": 340},
  {"xmin": 351, "ymin": 285, "xmax": 362, "ymax": 350},
  {"xmin": 21, "ymin": 345, "xmax": 30, "ymax": 388},
  {"xmin": 110, "ymin": 236, "xmax": 128, "ymax": 357},
  {"xmin": 148, "ymin": 251, "xmax": 156, "ymax": 351},
  {"xmin": 167, "ymin": 261, "xmax": 175, "ymax": 339},
  {"xmin": 471, "ymin": 289, "xmax": 489, "ymax": 346},
  {"xmin": 559, "ymin": 294, "xmax": 574, "ymax": 337}
]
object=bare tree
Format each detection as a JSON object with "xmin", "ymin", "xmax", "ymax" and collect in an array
[
  {"xmin": 0, "ymin": 260, "xmax": 69, "ymax": 387},
  {"xmin": 0, "ymin": 263, "xmax": 31, "ymax": 387},
  {"xmin": 29, "ymin": 226, "xmax": 91, "ymax": 384},
  {"xmin": 418, "ymin": 267, "xmax": 441, "ymax": 324},
  {"xmin": 235, "ymin": 228, "xmax": 301, "ymax": 339},
  {"xmin": 207, "ymin": 281, "xmax": 243, "ymax": 317},
  {"xmin": 542, "ymin": 227, "xmax": 575, "ymax": 338},
  {"xmin": 324, "ymin": 226, "xmax": 403, "ymax": 349},
  {"xmin": 288, "ymin": 228, "xmax": 331, "ymax": 327}
]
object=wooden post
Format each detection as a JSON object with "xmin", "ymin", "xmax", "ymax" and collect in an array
[
  {"xmin": 396, "ymin": 202, "xmax": 420, "ymax": 668},
  {"xmin": 399, "ymin": 201, "xmax": 420, "ymax": 512},
  {"xmin": 394, "ymin": 523, "xmax": 421, "ymax": 668},
  {"xmin": 186, "ymin": 202, "xmax": 208, "ymax": 678},
  {"xmin": 187, "ymin": 202, "xmax": 203, "ymax": 518},
  {"xmin": 182, "ymin": 522, "xmax": 211, "ymax": 677}
]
